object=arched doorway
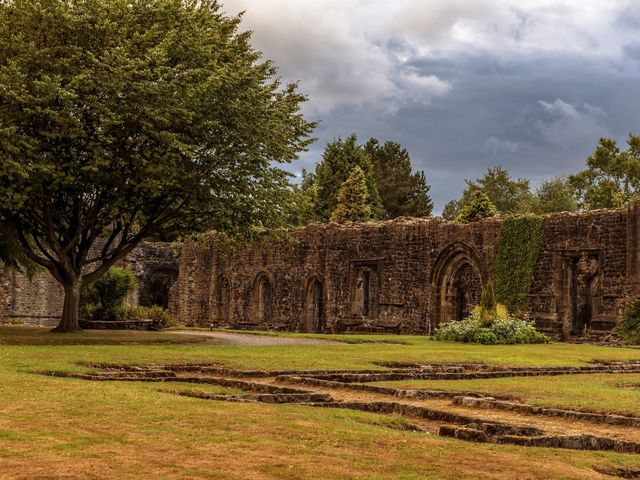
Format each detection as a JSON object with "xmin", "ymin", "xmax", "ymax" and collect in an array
[
  {"xmin": 431, "ymin": 242, "xmax": 487, "ymax": 328},
  {"xmin": 452, "ymin": 262, "xmax": 483, "ymax": 321},
  {"xmin": 303, "ymin": 277, "xmax": 325, "ymax": 333},
  {"xmin": 216, "ymin": 275, "xmax": 231, "ymax": 324},
  {"xmin": 253, "ymin": 273, "xmax": 272, "ymax": 324},
  {"xmin": 140, "ymin": 268, "xmax": 178, "ymax": 309}
]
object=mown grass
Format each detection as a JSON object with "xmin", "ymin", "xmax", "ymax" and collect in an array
[
  {"xmin": 373, "ymin": 374, "xmax": 640, "ymax": 416},
  {"xmin": 2, "ymin": 326, "xmax": 640, "ymax": 479}
]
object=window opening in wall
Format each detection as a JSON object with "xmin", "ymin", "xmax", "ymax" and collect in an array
[
  {"xmin": 217, "ymin": 276, "xmax": 230, "ymax": 324},
  {"xmin": 256, "ymin": 275, "xmax": 271, "ymax": 324}
]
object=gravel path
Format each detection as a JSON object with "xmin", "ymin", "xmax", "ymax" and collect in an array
[{"xmin": 171, "ymin": 330, "xmax": 339, "ymax": 346}]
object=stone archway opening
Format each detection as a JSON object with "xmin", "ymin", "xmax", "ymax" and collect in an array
[
  {"xmin": 303, "ymin": 277, "xmax": 325, "ymax": 333},
  {"xmin": 216, "ymin": 275, "xmax": 231, "ymax": 325},
  {"xmin": 451, "ymin": 262, "xmax": 483, "ymax": 321},
  {"xmin": 253, "ymin": 273, "xmax": 272, "ymax": 324},
  {"xmin": 140, "ymin": 268, "xmax": 178, "ymax": 309},
  {"xmin": 431, "ymin": 242, "xmax": 487, "ymax": 329}
]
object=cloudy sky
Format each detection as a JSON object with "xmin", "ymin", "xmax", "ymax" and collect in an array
[{"xmin": 222, "ymin": 0, "xmax": 640, "ymax": 213}]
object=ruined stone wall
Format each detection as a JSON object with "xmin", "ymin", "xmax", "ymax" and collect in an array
[
  {"xmin": 0, "ymin": 241, "xmax": 179, "ymax": 326},
  {"xmin": 529, "ymin": 209, "xmax": 631, "ymax": 336},
  {"xmin": 174, "ymin": 217, "xmax": 502, "ymax": 334},
  {"xmin": 174, "ymin": 204, "xmax": 640, "ymax": 337},
  {"xmin": 4, "ymin": 205, "xmax": 639, "ymax": 335}
]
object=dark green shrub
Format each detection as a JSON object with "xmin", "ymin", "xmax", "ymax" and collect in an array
[
  {"xmin": 81, "ymin": 267, "xmax": 138, "ymax": 320},
  {"xmin": 616, "ymin": 300, "xmax": 640, "ymax": 344},
  {"xmin": 115, "ymin": 304, "xmax": 176, "ymax": 329}
]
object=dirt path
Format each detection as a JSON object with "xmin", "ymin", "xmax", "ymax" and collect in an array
[{"xmin": 170, "ymin": 330, "xmax": 339, "ymax": 346}]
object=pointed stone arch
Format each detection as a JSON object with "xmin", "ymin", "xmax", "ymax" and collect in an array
[
  {"xmin": 430, "ymin": 242, "xmax": 488, "ymax": 329},
  {"xmin": 140, "ymin": 267, "xmax": 178, "ymax": 309},
  {"xmin": 303, "ymin": 275, "xmax": 325, "ymax": 333},
  {"xmin": 253, "ymin": 272, "xmax": 273, "ymax": 324},
  {"xmin": 216, "ymin": 274, "xmax": 231, "ymax": 325}
]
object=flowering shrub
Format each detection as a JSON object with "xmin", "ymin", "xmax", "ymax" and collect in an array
[{"xmin": 434, "ymin": 305, "xmax": 549, "ymax": 345}]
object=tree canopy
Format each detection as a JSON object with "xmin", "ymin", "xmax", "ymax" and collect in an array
[
  {"xmin": 0, "ymin": 0, "xmax": 315, "ymax": 331},
  {"xmin": 443, "ymin": 166, "xmax": 531, "ymax": 220},
  {"xmin": 528, "ymin": 177, "xmax": 578, "ymax": 214},
  {"xmin": 455, "ymin": 190, "xmax": 498, "ymax": 223},
  {"xmin": 569, "ymin": 134, "xmax": 640, "ymax": 210},
  {"xmin": 314, "ymin": 135, "xmax": 381, "ymax": 221},
  {"xmin": 366, "ymin": 139, "xmax": 433, "ymax": 218}
]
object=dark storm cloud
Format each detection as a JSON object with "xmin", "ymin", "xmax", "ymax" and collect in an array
[
  {"xmin": 300, "ymin": 51, "xmax": 640, "ymax": 212},
  {"xmin": 221, "ymin": 1, "xmax": 640, "ymax": 213}
]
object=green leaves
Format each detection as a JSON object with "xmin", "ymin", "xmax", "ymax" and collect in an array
[
  {"xmin": 310, "ymin": 135, "xmax": 431, "ymax": 223},
  {"xmin": 493, "ymin": 215, "xmax": 543, "ymax": 314},
  {"xmin": 455, "ymin": 191, "xmax": 497, "ymax": 223},
  {"xmin": 443, "ymin": 166, "xmax": 532, "ymax": 220},
  {"xmin": 366, "ymin": 138, "xmax": 433, "ymax": 219},
  {"xmin": 0, "ymin": 0, "xmax": 315, "ymax": 330},
  {"xmin": 569, "ymin": 134, "xmax": 640, "ymax": 210},
  {"xmin": 314, "ymin": 135, "xmax": 381, "ymax": 221}
]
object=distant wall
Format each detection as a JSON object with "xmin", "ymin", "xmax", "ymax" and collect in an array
[{"xmin": 0, "ymin": 242, "xmax": 179, "ymax": 326}]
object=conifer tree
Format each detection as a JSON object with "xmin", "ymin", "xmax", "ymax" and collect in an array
[
  {"xmin": 330, "ymin": 166, "xmax": 372, "ymax": 223},
  {"xmin": 314, "ymin": 135, "xmax": 381, "ymax": 220},
  {"xmin": 456, "ymin": 191, "xmax": 498, "ymax": 223},
  {"xmin": 366, "ymin": 139, "xmax": 433, "ymax": 218}
]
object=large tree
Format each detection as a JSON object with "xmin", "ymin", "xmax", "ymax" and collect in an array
[
  {"xmin": 0, "ymin": 0, "xmax": 315, "ymax": 332},
  {"xmin": 569, "ymin": 134, "xmax": 640, "ymax": 209},
  {"xmin": 314, "ymin": 135, "xmax": 381, "ymax": 221},
  {"xmin": 442, "ymin": 166, "xmax": 531, "ymax": 219},
  {"xmin": 365, "ymin": 139, "xmax": 433, "ymax": 218},
  {"xmin": 528, "ymin": 177, "xmax": 578, "ymax": 214}
]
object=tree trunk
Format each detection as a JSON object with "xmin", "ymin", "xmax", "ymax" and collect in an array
[{"xmin": 52, "ymin": 277, "xmax": 81, "ymax": 333}]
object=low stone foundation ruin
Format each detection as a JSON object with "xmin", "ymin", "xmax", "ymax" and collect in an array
[{"xmin": 173, "ymin": 203, "xmax": 640, "ymax": 338}]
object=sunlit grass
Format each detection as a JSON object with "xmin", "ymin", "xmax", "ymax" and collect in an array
[{"xmin": 2, "ymin": 326, "xmax": 640, "ymax": 479}]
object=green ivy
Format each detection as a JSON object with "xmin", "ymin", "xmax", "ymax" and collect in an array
[{"xmin": 494, "ymin": 215, "xmax": 543, "ymax": 314}]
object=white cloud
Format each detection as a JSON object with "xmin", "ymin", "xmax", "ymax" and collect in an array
[
  {"xmin": 396, "ymin": 70, "xmax": 452, "ymax": 101},
  {"xmin": 390, "ymin": 0, "xmax": 636, "ymax": 58},
  {"xmin": 221, "ymin": 0, "xmax": 451, "ymax": 115},
  {"xmin": 485, "ymin": 136, "xmax": 520, "ymax": 155},
  {"xmin": 535, "ymin": 98, "xmax": 609, "ymax": 148}
]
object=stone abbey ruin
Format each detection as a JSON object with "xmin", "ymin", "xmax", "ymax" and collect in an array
[{"xmin": 5, "ymin": 202, "xmax": 640, "ymax": 338}]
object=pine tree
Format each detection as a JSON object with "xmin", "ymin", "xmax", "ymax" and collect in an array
[
  {"xmin": 314, "ymin": 135, "xmax": 381, "ymax": 220},
  {"xmin": 330, "ymin": 166, "xmax": 372, "ymax": 223},
  {"xmin": 366, "ymin": 139, "xmax": 433, "ymax": 218}
]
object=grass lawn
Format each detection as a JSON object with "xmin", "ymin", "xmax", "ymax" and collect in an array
[
  {"xmin": 372, "ymin": 374, "xmax": 640, "ymax": 416},
  {"xmin": 2, "ymin": 326, "xmax": 640, "ymax": 479}
]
